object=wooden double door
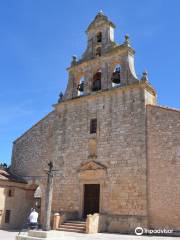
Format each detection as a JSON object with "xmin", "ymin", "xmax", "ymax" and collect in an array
[{"xmin": 83, "ymin": 184, "xmax": 100, "ymax": 218}]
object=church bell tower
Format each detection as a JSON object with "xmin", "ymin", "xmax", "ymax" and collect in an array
[{"xmin": 58, "ymin": 11, "xmax": 156, "ymax": 106}]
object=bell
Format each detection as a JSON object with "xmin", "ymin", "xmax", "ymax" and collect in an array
[
  {"xmin": 77, "ymin": 82, "xmax": 84, "ymax": 92},
  {"xmin": 111, "ymin": 71, "xmax": 121, "ymax": 84}
]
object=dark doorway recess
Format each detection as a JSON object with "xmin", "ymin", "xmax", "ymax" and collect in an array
[{"xmin": 83, "ymin": 184, "xmax": 100, "ymax": 218}]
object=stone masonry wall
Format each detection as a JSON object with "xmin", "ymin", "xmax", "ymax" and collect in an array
[
  {"xmin": 147, "ymin": 105, "xmax": 180, "ymax": 230},
  {"xmin": 54, "ymin": 86, "xmax": 148, "ymax": 216},
  {"xmin": 11, "ymin": 84, "xmax": 154, "ymax": 232},
  {"xmin": 11, "ymin": 111, "xmax": 56, "ymax": 177}
]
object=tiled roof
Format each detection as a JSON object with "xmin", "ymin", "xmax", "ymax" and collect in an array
[{"xmin": 0, "ymin": 168, "xmax": 27, "ymax": 184}]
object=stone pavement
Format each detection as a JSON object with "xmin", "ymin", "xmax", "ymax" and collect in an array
[
  {"xmin": 0, "ymin": 230, "xmax": 178, "ymax": 240},
  {"xmin": 0, "ymin": 230, "xmax": 20, "ymax": 240}
]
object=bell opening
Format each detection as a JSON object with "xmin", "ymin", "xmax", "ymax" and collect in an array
[
  {"xmin": 92, "ymin": 70, "xmax": 101, "ymax": 92},
  {"xmin": 77, "ymin": 76, "xmax": 85, "ymax": 96},
  {"xmin": 112, "ymin": 65, "xmax": 121, "ymax": 86}
]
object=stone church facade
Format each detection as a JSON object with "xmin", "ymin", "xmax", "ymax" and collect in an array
[{"xmin": 10, "ymin": 12, "xmax": 180, "ymax": 233}]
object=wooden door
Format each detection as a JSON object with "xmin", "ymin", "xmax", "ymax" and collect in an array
[{"xmin": 83, "ymin": 184, "xmax": 100, "ymax": 218}]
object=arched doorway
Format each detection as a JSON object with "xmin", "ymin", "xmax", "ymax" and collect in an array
[{"xmin": 34, "ymin": 186, "xmax": 42, "ymax": 217}]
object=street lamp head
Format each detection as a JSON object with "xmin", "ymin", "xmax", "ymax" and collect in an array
[{"xmin": 48, "ymin": 161, "xmax": 53, "ymax": 170}]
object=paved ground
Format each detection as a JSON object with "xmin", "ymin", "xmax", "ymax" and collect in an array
[
  {"xmin": 0, "ymin": 230, "xmax": 179, "ymax": 240},
  {"xmin": 0, "ymin": 230, "xmax": 20, "ymax": 240}
]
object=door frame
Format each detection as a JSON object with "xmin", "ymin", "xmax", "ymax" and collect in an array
[{"xmin": 79, "ymin": 180, "xmax": 104, "ymax": 219}]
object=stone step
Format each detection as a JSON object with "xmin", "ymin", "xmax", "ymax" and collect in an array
[
  {"xmin": 57, "ymin": 227, "xmax": 85, "ymax": 233},
  {"xmin": 57, "ymin": 219, "xmax": 86, "ymax": 233},
  {"xmin": 60, "ymin": 224, "xmax": 85, "ymax": 230},
  {"xmin": 66, "ymin": 220, "xmax": 86, "ymax": 224},
  {"xmin": 62, "ymin": 222, "xmax": 86, "ymax": 227}
]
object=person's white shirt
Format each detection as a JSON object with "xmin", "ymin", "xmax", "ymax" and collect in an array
[{"xmin": 29, "ymin": 210, "xmax": 38, "ymax": 223}]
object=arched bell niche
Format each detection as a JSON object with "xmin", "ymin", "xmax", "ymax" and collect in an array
[
  {"xmin": 111, "ymin": 64, "xmax": 121, "ymax": 87},
  {"xmin": 77, "ymin": 76, "xmax": 85, "ymax": 96},
  {"xmin": 92, "ymin": 70, "xmax": 101, "ymax": 92}
]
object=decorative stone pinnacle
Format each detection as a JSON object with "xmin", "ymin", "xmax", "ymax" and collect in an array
[
  {"xmin": 71, "ymin": 55, "xmax": 78, "ymax": 66},
  {"xmin": 124, "ymin": 34, "xmax": 130, "ymax": 46},
  {"xmin": 141, "ymin": 70, "xmax": 148, "ymax": 82},
  {"xmin": 143, "ymin": 70, "xmax": 148, "ymax": 75},
  {"xmin": 58, "ymin": 92, "xmax": 64, "ymax": 103}
]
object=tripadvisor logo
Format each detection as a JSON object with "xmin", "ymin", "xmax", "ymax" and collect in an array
[
  {"xmin": 135, "ymin": 227, "xmax": 173, "ymax": 235},
  {"xmin": 135, "ymin": 227, "xmax": 143, "ymax": 235}
]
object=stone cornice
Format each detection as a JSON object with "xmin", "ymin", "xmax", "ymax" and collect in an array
[
  {"xmin": 0, "ymin": 180, "xmax": 36, "ymax": 191},
  {"xmin": 53, "ymin": 81, "xmax": 156, "ymax": 110},
  {"xmin": 67, "ymin": 45, "xmax": 135, "ymax": 71},
  {"xmin": 147, "ymin": 104, "xmax": 180, "ymax": 114}
]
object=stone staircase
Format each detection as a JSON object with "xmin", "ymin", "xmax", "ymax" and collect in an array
[{"xmin": 57, "ymin": 220, "xmax": 86, "ymax": 233}]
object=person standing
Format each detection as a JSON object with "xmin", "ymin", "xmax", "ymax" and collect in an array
[{"xmin": 28, "ymin": 208, "xmax": 38, "ymax": 229}]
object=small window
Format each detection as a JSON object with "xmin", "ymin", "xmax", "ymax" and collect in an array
[
  {"xmin": 96, "ymin": 32, "xmax": 102, "ymax": 43},
  {"xmin": 90, "ymin": 119, "xmax": 97, "ymax": 134},
  {"xmin": 5, "ymin": 210, "xmax": 11, "ymax": 223}
]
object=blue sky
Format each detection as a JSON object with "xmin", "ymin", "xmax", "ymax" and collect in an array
[{"xmin": 0, "ymin": 0, "xmax": 180, "ymax": 165}]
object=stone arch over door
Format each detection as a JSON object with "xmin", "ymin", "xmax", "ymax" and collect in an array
[
  {"xmin": 78, "ymin": 161, "xmax": 107, "ymax": 218},
  {"xmin": 34, "ymin": 186, "xmax": 42, "ymax": 212}
]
